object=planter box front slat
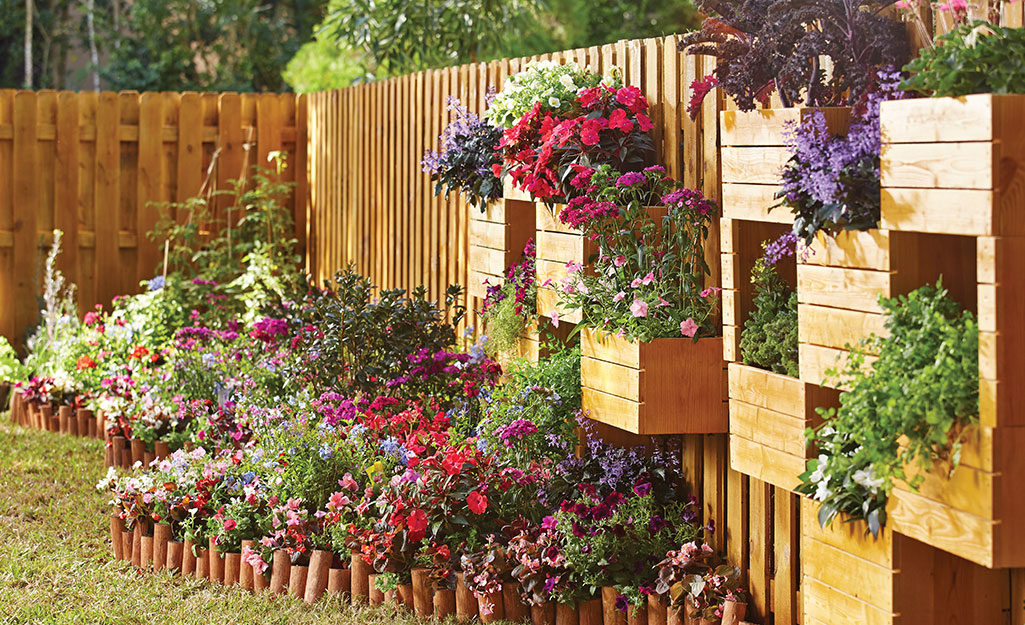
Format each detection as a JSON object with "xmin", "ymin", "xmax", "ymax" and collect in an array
[
  {"xmin": 467, "ymin": 198, "xmax": 535, "ymax": 301},
  {"xmin": 721, "ymin": 146, "xmax": 791, "ymax": 184},
  {"xmin": 580, "ymin": 328, "xmax": 726, "ymax": 435},
  {"xmin": 796, "ymin": 265, "xmax": 890, "ymax": 313},
  {"xmin": 881, "ymin": 188, "xmax": 993, "ymax": 236},
  {"xmin": 535, "ymin": 203, "xmax": 595, "ymax": 323},
  {"xmin": 721, "ymin": 184, "xmax": 789, "ymax": 223},
  {"xmin": 728, "ymin": 363, "xmax": 839, "ymax": 491},
  {"xmin": 797, "ymin": 304, "xmax": 887, "ymax": 355},
  {"xmin": 880, "ymin": 141, "xmax": 994, "ymax": 189}
]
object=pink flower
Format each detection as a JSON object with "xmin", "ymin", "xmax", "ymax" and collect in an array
[
  {"xmin": 608, "ymin": 108, "xmax": 633, "ymax": 133},
  {"xmin": 223, "ymin": 519, "xmax": 237, "ymax": 532},
  {"xmin": 613, "ymin": 291, "xmax": 626, "ymax": 303},
  {"xmin": 339, "ymin": 473, "xmax": 359, "ymax": 491},
  {"xmin": 614, "ymin": 255, "xmax": 626, "ymax": 267},
  {"xmin": 700, "ymin": 286, "xmax": 721, "ymax": 298},
  {"xmin": 680, "ymin": 318, "xmax": 698, "ymax": 337},
  {"xmin": 566, "ymin": 260, "xmax": 583, "ymax": 274},
  {"xmin": 631, "ymin": 278, "xmax": 643, "ymax": 288},
  {"xmin": 658, "ymin": 297, "xmax": 670, "ymax": 307},
  {"xmin": 642, "ymin": 272, "xmax": 655, "ymax": 285},
  {"xmin": 551, "ymin": 311, "xmax": 560, "ymax": 328},
  {"xmin": 630, "ymin": 299, "xmax": 649, "ymax": 318},
  {"xmin": 328, "ymin": 491, "xmax": 350, "ymax": 511}
]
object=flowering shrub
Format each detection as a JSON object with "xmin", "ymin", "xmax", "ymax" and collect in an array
[
  {"xmin": 775, "ymin": 70, "xmax": 905, "ymax": 243},
  {"xmin": 679, "ymin": 0, "xmax": 908, "ymax": 115},
  {"xmin": 422, "ymin": 97, "xmax": 504, "ymax": 211},
  {"xmin": 797, "ymin": 283, "xmax": 979, "ymax": 535},
  {"xmin": 557, "ymin": 166, "xmax": 719, "ymax": 342},
  {"xmin": 480, "ymin": 238, "xmax": 538, "ymax": 358},
  {"xmin": 739, "ymin": 233, "xmax": 798, "ymax": 377},
  {"xmin": 497, "ymin": 83, "xmax": 654, "ymax": 202},
  {"xmin": 485, "ymin": 61, "xmax": 605, "ymax": 129}
]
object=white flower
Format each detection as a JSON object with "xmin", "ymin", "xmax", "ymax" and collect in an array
[
  {"xmin": 852, "ymin": 467, "xmax": 885, "ymax": 494},
  {"xmin": 814, "ymin": 478, "xmax": 832, "ymax": 502},
  {"xmin": 548, "ymin": 97, "xmax": 561, "ymax": 108},
  {"xmin": 808, "ymin": 454, "xmax": 829, "ymax": 484},
  {"xmin": 559, "ymin": 74, "xmax": 576, "ymax": 91}
]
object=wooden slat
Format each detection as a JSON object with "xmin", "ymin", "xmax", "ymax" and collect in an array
[
  {"xmin": 55, "ymin": 92, "xmax": 79, "ymax": 292},
  {"xmin": 94, "ymin": 92, "xmax": 120, "ymax": 309},
  {"xmin": 136, "ymin": 92, "xmax": 163, "ymax": 280},
  {"xmin": 12, "ymin": 92, "xmax": 38, "ymax": 340}
]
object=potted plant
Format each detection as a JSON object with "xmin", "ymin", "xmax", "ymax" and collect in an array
[{"xmin": 559, "ymin": 166, "xmax": 724, "ymax": 434}]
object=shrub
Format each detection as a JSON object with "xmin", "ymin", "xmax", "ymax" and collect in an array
[{"xmin": 739, "ymin": 234, "xmax": 798, "ymax": 378}]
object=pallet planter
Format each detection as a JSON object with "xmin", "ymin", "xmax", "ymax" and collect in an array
[
  {"xmin": 878, "ymin": 94, "xmax": 1025, "ymax": 568},
  {"xmin": 535, "ymin": 203, "xmax": 596, "ymax": 324},
  {"xmin": 468, "ymin": 198, "xmax": 536, "ymax": 302},
  {"xmin": 579, "ymin": 328, "xmax": 726, "ymax": 435}
]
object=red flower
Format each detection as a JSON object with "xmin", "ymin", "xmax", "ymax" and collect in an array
[
  {"xmin": 608, "ymin": 108, "xmax": 633, "ymax": 133},
  {"xmin": 442, "ymin": 451, "xmax": 465, "ymax": 475},
  {"xmin": 130, "ymin": 345, "xmax": 149, "ymax": 360},
  {"xmin": 577, "ymin": 86, "xmax": 601, "ymax": 108},
  {"xmin": 76, "ymin": 355, "xmax": 96, "ymax": 370},
  {"xmin": 407, "ymin": 508, "xmax": 428, "ymax": 541},
  {"xmin": 615, "ymin": 85, "xmax": 647, "ymax": 114},
  {"xmin": 580, "ymin": 118, "xmax": 607, "ymax": 146},
  {"xmin": 491, "ymin": 163, "xmax": 503, "ymax": 178},
  {"xmin": 224, "ymin": 519, "xmax": 237, "ymax": 532},
  {"xmin": 467, "ymin": 490, "xmax": 488, "ymax": 515},
  {"xmin": 636, "ymin": 112, "xmax": 654, "ymax": 132}
]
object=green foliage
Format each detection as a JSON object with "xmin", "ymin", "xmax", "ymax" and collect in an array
[
  {"xmin": 902, "ymin": 21, "xmax": 1025, "ymax": 97},
  {"xmin": 319, "ymin": 0, "xmax": 543, "ymax": 79},
  {"xmin": 739, "ymin": 242, "xmax": 798, "ymax": 378},
  {"xmin": 475, "ymin": 340, "xmax": 581, "ymax": 462},
  {"xmin": 97, "ymin": 0, "xmax": 327, "ymax": 92},
  {"xmin": 303, "ymin": 266, "xmax": 465, "ymax": 396},
  {"xmin": 797, "ymin": 282, "xmax": 979, "ymax": 535},
  {"xmin": 150, "ymin": 155, "xmax": 304, "ymax": 323},
  {"xmin": 284, "ymin": 33, "xmax": 367, "ymax": 93},
  {"xmin": 0, "ymin": 336, "xmax": 27, "ymax": 384}
]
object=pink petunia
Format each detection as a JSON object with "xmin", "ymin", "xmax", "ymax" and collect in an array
[
  {"xmin": 642, "ymin": 272, "xmax": 655, "ymax": 285},
  {"xmin": 680, "ymin": 318, "xmax": 698, "ymax": 337},
  {"xmin": 630, "ymin": 299, "xmax": 649, "ymax": 318},
  {"xmin": 614, "ymin": 255, "xmax": 626, "ymax": 267},
  {"xmin": 613, "ymin": 291, "xmax": 626, "ymax": 303}
]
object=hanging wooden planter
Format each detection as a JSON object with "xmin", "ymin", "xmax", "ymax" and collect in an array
[
  {"xmin": 468, "ymin": 198, "xmax": 536, "ymax": 302},
  {"xmin": 880, "ymin": 94, "xmax": 1025, "ymax": 238},
  {"xmin": 720, "ymin": 107, "xmax": 851, "ymax": 224},
  {"xmin": 800, "ymin": 498, "xmax": 1005, "ymax": 625},
  {"xmin": 580, "ymin": 328, "xmax": 726, "ymax": 435},
  {"xmin": 728, "ymin": 363, "xmax": 840, "ymax": 491},
  {"xmin": 535, "ymin": 203, "xmax": 596, "ymax": 324}
]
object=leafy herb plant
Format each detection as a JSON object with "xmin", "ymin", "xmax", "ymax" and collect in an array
[
  {"xmin": 739, "ymin": 233, "xmax": 798, "ymax": 378},
  {"xmin": 797, "ymin": 282, "xmax": 979, "ymax": 535},
  {"xmin": 902, "ymin": 21, "xmax": 1025, "ymax": 97}
]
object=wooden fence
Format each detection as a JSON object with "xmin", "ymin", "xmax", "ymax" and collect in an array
[
  {"xmin": 0, "ymin": 89, "xmax": 308, "ymax": 346},
  {"xmin": 306, "ymin": 35, "xmax": 811, "ymax": 625}
]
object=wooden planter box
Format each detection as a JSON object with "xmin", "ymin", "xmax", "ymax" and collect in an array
[
  {"xmin": 728, "ymin": 363, "xmax": 839, "ymax": 491},
  {"xmin": 580, "ymin": 328, "xmax": 726, "ymax": 434},
  {"xmin": 468, "ymin": 198, "xmax": 535, "ymax": 301},
  {"xmin": 796, "ymin": 230, "xmax": 892, "ymax": 389},
  {"xmin": 535, "ymin": 203, "xmax": 596, "ymax": 324},
  {"xmin": 801, "ymin": 498, "xmax": 1006, "ymax": 624},
  {"xmin": 880, "ymin": 94, "xmax": 1025, "ymax": 238},
  {"xmin": 720, "ymin": 107, "xmax": 851, "ymax": 224}
]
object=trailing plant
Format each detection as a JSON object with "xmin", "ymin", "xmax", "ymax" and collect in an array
[
  {"xmin": 774, "ymin": 70, "xmax": 905, "ymax": 243},
  {"xmin": 679, "ymin": 0, "xmax": 909, "ymax": 115},
  {"xmin": 498, "ymin": 81, "xmax": 654, "ymax": 202},
  {"xmin": 797, "ymin": 282, "xmax": 979, "ymax": 535},
  {"xmin": 901, "ymin": 21, "xmax": 1025, "ymax": 97},
  {"xmin": 739, "ymin": 233, "xmax": 798, "ymax": 377},
  {"xmin": 485, "ymin": 60, "xmax": 605, "ymax": 129},
  {"xmin": 558, "ymin": 165, "xmax": 719, "ymax": 342},
  {"xmin": 480, "ymin": 238, "xmax": 537, "ymax": 358},
  {"xmin": 422, "ymin": 97, "xmax": 504, "ymax": 211}
]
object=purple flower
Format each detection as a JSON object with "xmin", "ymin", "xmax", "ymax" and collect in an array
[
  {"xmin": 632, "ymin": 482, "xmax": 651, "ymax": 497},
  {"xmin": 615, "ymin": 594, "xmax": 629, "ymax": 613},
  {"xmin": 616, "ymin": 171, "xmax": 646, "ymax": 187}
]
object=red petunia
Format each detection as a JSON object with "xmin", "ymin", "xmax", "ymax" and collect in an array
[
  {"xmin": 467, "ymin": 490, "xmax": 488, "ymax": 515},
  {"xmin": 608, "ymin": 108, "xmax": 633, "ymax": 133}
]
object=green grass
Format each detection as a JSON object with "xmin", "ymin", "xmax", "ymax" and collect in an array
[{"xmin": 0, "ymin": 420, "xmax": 440, "ymax": 625}]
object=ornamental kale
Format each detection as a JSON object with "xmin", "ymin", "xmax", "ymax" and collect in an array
[
  {"xmin": 422, "ymin": 97, "xmax": 504, "ymax": 211},
  {"xmin": 797, "ymin": 282, "xmax": 979, "ymax": 535},
  {"xmin": 902, "ymin": 21, "xmax": 1025, "ymax": 97},
  {"xmin": 774, "ymin": 70, "xmax": 905, "ymax": 243},
  {"xmin": 739, "ymin": 233, "xmax": 799, "ymax": 377},
  {"xmin": 679, "ymin": 0, "xmax": 909, "ymax": 115}
]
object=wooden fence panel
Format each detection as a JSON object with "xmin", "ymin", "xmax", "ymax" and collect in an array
[{"xmin": 0, "ymin": 89, "xmax": 306, "ymax": 346}]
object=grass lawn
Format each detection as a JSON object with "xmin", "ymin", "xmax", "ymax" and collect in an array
[{"xmin": 0, "ymin": 420, "xmax": 443, "ymax": 625}]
